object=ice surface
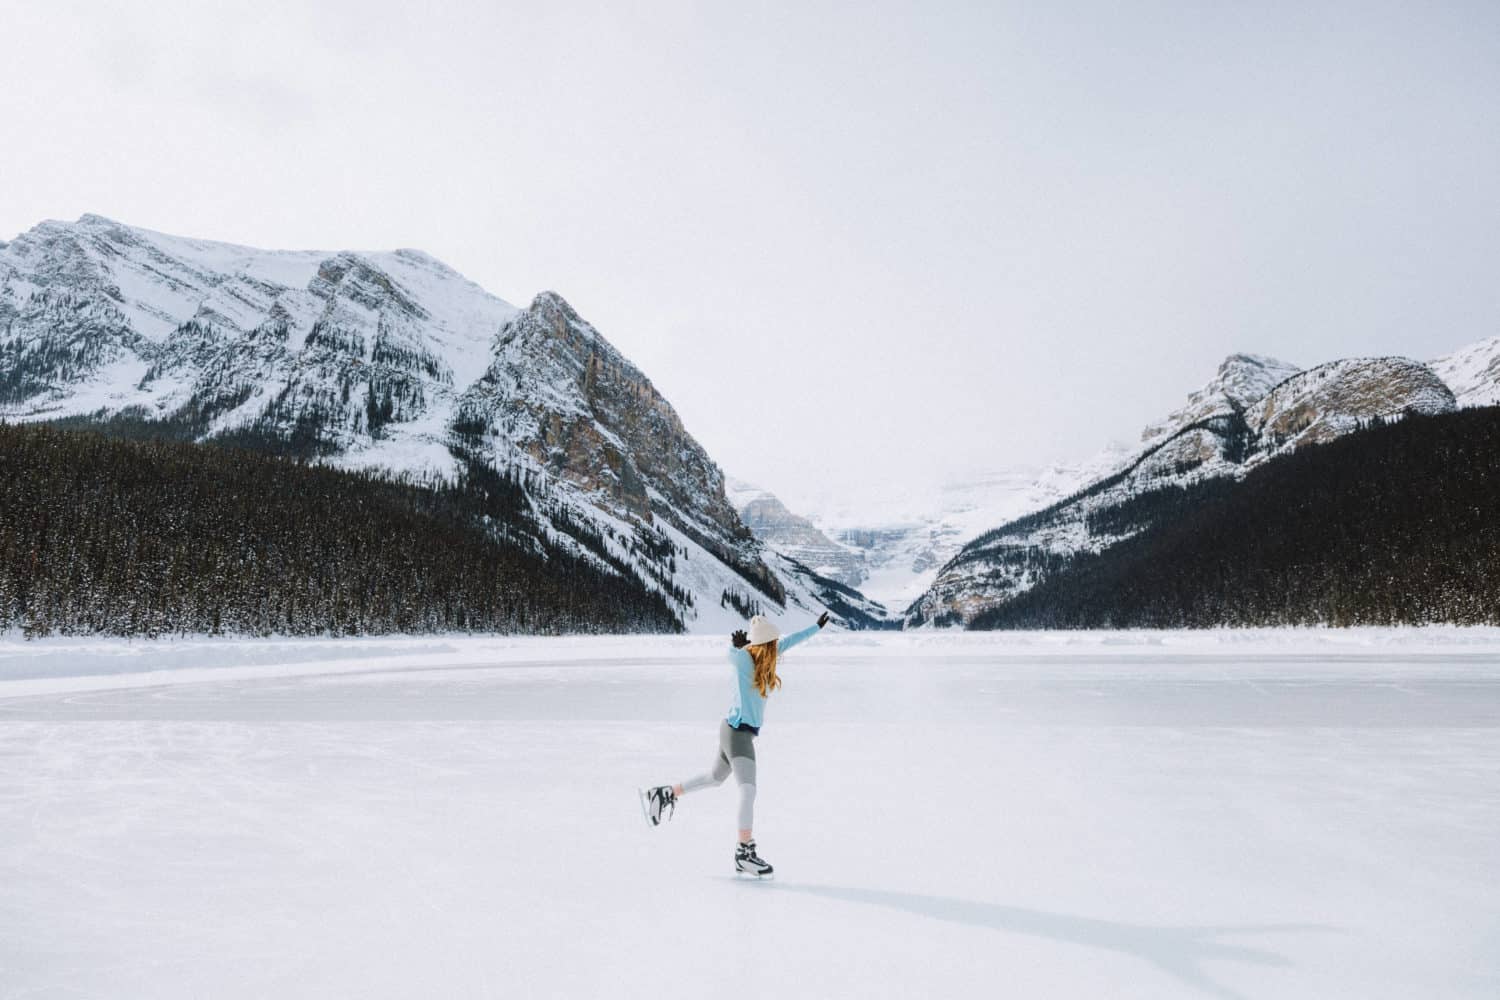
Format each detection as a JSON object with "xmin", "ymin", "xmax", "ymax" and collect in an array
[{"xmin": 2, "ymin": 631, "xmax": 1497, "ymax": 999}]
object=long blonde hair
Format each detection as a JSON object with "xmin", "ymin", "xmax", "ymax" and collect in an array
[{"xmin": 747, "ymin": 641, "xmax": 781, "ymax": 698}]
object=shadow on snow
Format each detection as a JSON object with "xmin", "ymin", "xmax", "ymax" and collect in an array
[{"xmin": 727, "ymin": 880, "xmax": 1338, "ymax": 1000}]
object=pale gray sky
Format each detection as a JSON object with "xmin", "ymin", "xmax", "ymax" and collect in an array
[{"xmin": 3, "ymin": 1, "xmax": 1498, "ymax": 511}]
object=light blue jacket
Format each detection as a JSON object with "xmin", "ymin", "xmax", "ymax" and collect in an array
[{"xmin": 725, "ymin": 623, "xmax": 821, "ymax": 732}]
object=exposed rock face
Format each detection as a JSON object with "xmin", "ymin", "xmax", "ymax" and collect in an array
[
  {"xmin": 1252, "ymin": 358, "xmax": 1456, "ymax": 448},
  {"xmin": 908, "ymin": 351, "xmax": 1458, "ymax": 628},
  {"xmin": 725, "ymin": 478, "xmax": 866, "ymax": 588},
  {"xmin": 455, "ymin": 293, "xmax": 781, "ymax": 602},
  {"xmin": 0, "ymin": 214, "xmax": 846, "ymax": 629}
]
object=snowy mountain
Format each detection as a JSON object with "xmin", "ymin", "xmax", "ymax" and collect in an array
[
  {"xmin": 725, "ymin": 478, "xmax": 867, "ymax": 587},
  {"xmin": 0, "ymin": 214, "xmax": 866, "ymax": 633},
  {"xmin": 1136, "ymin": 352, "xmax": 1301, "ymax": 452},
  {"xmin": 909, "ymin": 351, "xmax": 1462, "ymax": 627},
  {"xmin": 1, "ymin": 216, "xmax": 510, "ymax": 451},
  {"xmin": 968, "ymin": 404, "xmax": 1500, "ymax": 630},
  {"xmin": 731, "ymin": 466, "xmax": 1094, "ymax": 610},
  {"xmin": 787, "ymin": 342, "xmax": 1493, "ymax": 621},
  {"xmin": 1432, "ymin": 335, "xmax": 1500, "ymax": 408}
]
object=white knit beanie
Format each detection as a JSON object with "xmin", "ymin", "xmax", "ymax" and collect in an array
[{"xmin": 747, "ymin": 615, "xmax": 780, "ymax": 646}]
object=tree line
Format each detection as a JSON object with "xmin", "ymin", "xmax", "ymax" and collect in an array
[
  {"xmin": 972, "ymin": 407, "xmax": 1500, "ymax": 629},
  {"xmin": 0, "ymin": 423, "xmax": 681, "ymax": 637}
]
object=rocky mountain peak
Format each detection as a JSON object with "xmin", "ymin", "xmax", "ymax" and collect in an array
[
  {"xmin": 499, "ymin": 291, "xmax": 602, "ymax": 359},
  {"xmin": 1138, "ymin": 352, "xmax": 1299, "ymax": 450},
  {"xmin": 0, "ymin": 216, "xmax": 839, "ymax": 629},
  {"xmin": 456, "ymin": 291, "xmax": 778, "ymax": 598},
  {"xmin": 1215, "ymin": 353, "xmax": 1302, "ymax": 405}
]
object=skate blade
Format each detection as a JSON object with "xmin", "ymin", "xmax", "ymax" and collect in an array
[
  {"xmin": 638, "ymin": 788, "xmax": 657, "ymax": 827},
  {"xmin": 734, "ymin": 870, "xmax": 774, "ymax": 880}
]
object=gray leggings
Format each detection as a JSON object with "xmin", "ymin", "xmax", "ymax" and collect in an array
[{"xmin": 680, "ymin": 721, "xmax": 758, "ymax": 829}]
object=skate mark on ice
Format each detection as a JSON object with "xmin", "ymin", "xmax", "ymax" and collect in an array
[{"xmin": 764, "ymin": 883, "xmax": 1336, "ymax": 1000}]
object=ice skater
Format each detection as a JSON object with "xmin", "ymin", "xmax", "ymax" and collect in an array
[{"xmin": 640, "ymin": 611, "xmax": 830, "ymax": 877}]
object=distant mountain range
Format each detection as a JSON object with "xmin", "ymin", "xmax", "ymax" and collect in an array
[
  {"xmin": 0, "ymin": 214, "xmax": 882, "ymax": 634},
  {"xmin": 964, "ymin": 405, "xmax": 1500, "ymax": 629},
  {"xmin": 5, "ymin": 214, "xmax": 1497, "ymax": 634},
  {"xmin": 906, "ymin": 343, "xmax": 1499, "ymax": 626},
  {"xmin": 726, "ymin": 467, "xmax": 1095, "ymax": 609},
  {"xmin": 731, "ymin": 342, "xmax": 1499, "ymax": 624}
]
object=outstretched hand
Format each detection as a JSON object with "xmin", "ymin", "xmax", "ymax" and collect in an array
[
  {"xmin": 731, "ymin": 629, "xmax": 749, "ymax": 648},
  {"xmin": 817, "ymin": 612, "xmax": 830, "ymax": 628}
]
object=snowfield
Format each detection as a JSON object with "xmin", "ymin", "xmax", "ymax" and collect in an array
[{"xmin": 2, "ymin": 631, "xmax": 1497, "ymax": 999}]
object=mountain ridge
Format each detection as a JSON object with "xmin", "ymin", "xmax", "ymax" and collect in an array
[
  {"xmin": 7, "ymin": 215, "xmax": 1497, "ymax": 634},
  {"xmin": 0, "ymin": 214, "xmax": 883, "ymax": 633},
  {"xmin": 908, "ymin": 343, "xmax": 1484, "ymax": 627}
]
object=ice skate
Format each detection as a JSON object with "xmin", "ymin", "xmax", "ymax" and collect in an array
[
  {"xmin": 734, "ymin": 840, "xmax": 773, "ymax": 878},
  {"xmin": 639, "ymin": 785, "xmax": 675, "ymax": 827}
]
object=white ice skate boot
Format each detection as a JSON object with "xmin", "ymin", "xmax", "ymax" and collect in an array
[
  {"xmin": 639, "ymin": 785, "xmax": 675, "ymax": 827},
  {"xmin": 734, "ymin": 840, "xmax": 773, "ymax": 878}
]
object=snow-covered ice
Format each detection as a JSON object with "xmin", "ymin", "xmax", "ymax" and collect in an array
[{"xmin": 2, "ymin": 631, "xmax": 1497, "ymax": 999}]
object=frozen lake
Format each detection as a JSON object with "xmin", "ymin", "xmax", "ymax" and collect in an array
[{"xmin": 2, "ymin": 631, "xmax": 1498, "ymax": 999}]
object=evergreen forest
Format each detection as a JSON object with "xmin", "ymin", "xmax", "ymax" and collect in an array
[
  {"xmin": 972, "ymin": 407, "xmax": 1500, "ymax": 629},
  {"xmin": 0, "ymin": 423, "xmax": 681, "ymax": 637}
]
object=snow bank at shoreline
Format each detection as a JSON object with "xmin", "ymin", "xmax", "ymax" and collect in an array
[{"xmin": 4, "ymin": 627, "xmax": 1500, "ymax": 699}]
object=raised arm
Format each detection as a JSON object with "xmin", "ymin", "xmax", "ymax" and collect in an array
[
  {"xmin": 777, "ymin": 612, "xmax": 830, "ymax": 654},
  {"xmin": 727, "ymin": 628, "xmax": 752, "ymax": 670}
]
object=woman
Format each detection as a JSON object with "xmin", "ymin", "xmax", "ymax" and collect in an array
[{"xmin": 641, "ymin": 611, "xmax": 830, "ymax": 877}]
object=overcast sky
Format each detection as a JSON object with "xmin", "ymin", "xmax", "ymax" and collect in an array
[{"xmin": 3, "ymin": 1, "xmax": 1497, "ymax": 511}]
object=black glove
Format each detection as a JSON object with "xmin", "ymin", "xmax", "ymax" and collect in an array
[
  {"xmin": 731, "ymin": 629, "xmax": 749, "ymax": 649},
  {"xmin": 817, "ymin": 612, "xmax": 830, "ymax": 628}
]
